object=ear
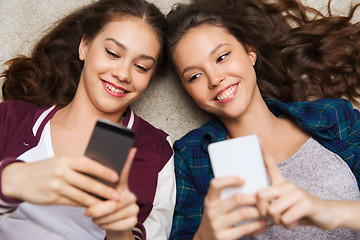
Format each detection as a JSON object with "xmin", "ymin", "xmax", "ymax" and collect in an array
[
  {"xmin": 79, "ymin": 36, "xmax": 89, "ymax": 61},
  {"xmin": 246, "ymin": 45, "xmax": 257, "ymax": 66}
]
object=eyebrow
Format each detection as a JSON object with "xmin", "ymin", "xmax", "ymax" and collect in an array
[
  {"xmin": 105, "ymin": 38, "xmax": 156, "ymax": 63},
  {"xmin": 181, "ymin": 43, "xmax": 230, "ymax": 76},
  {"xmin": 210, "ymin": 43, "xmax": 229, "ymax": 56}
]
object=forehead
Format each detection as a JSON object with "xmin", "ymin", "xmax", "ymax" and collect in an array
[
  {"xmin": 173, "ymin": 24, "xmax": 237, "ymax": 64},
  {"xmin": 178, "ymin": 24, "xmax": 235, "ymax": 46},
  {"xmin": 96, "ymin": 17, "xmax": 161, "ymax": 57}
]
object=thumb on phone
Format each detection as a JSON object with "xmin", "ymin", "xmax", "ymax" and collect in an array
[{"xmin": 117, "ymin": 147, "xmax": 137, "ymax": 190}]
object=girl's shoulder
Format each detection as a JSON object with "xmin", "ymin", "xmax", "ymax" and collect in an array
[
  {"xmin": 174, "ymin": 118, "xmax": 226, "ymax": 151},
  {"xmin": 131, "ymin": 110, "xmax": 170, "ymax": 145},
  {"xmin": 0, "ymin": 100, "xmax": 54, "ymax": 124}
]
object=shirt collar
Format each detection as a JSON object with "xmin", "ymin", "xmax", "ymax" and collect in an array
[
  {"xmin": 200, "ymin": 98, "xmax": 338, "ymax": 152},
  {"xmin": 123, "ymin": 106, "xmax": 135, "ymax": 129},
  {"xmin": 200, "ymin": 118, "xmax": 227, "ymax": 153}
]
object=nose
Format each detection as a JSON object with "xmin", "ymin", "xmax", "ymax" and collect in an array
[
  {"xmin": 112, "ymin": 60, "xmax": 131, "ymax": 82},
  {"xmin": 207, "ymin": 66, "xmax": 225, "ymax": 88}
]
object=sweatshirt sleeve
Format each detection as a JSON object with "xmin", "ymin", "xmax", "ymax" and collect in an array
[
  {"xmin": 0, "ymin": 158, "xmax": 24, "ymax": 219},
  {"xmin": 132, "ymin": 223, "xmax": 146, "ymax": 240},
  {"xmin": 104, "ymin": 223, "xmax": 145, "ymax": 240},
  {"xmin": 142, "ymin": 135, "xmax": 176, "ymax": 240},
  {"xmin": 0, "ymin": 102, "xmax": 25, "ymax": 219}
]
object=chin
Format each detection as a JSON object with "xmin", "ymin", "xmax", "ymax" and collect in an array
[{"xmin": 95, "ymin": 102, "xmax": 125, "ymax": 115}]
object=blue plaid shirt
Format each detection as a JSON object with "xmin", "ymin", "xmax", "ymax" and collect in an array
[{"xmin": 170, "ymin": 98, "xmax": 360, "ymax": 239}]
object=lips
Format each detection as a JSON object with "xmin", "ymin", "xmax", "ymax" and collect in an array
[
  {"xmin": 101, "ymin": 80, "xmax": 128, "ymax": 97},
  {"xmin": 215, "ymin": 83, "xmax": 238, "ymax": 103}
]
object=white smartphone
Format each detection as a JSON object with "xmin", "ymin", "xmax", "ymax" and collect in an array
[
  {"xmin": 208, "ymin": 134, "xmax": 272, "ymax": 226},
  {"xmin": 208, "ymin": 134, "xmax": 269, "ymax": 199}
]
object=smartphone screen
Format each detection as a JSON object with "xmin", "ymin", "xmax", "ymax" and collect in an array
[
  {"xmin": 85, "ymin": 119, "xmax": 135, "ymax": 189},
  {"xmin": 208, "ymin": 134, "xmax": 268, "ymax": 198}
]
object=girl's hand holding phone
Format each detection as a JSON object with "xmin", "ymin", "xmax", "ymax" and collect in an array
[
  {"xmin": 194, "ymin": 176, "xmax": 267, "ymax": 240},
  {"xmin": 256, "ymin": 152, "xmax": 344, "ymax": 231},
  {"xmin": 196, "ymin": 135, "xmax": 270, "ymax": 239},
  {"xmin": 86, "ymin": 148, "xmax": 139, "ymax": 240},
  {"xmin": 83, "ymin": 120, "xmax": 139, "ymax": 238},
  {"xmin": 2, "ymin": 155, "xmax": 121, "ymax": 207}
]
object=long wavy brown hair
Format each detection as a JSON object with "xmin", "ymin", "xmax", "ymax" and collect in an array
[
  {"xmin": 1, "ymin": 0, "xmax": 166, "ymax": 107},
  {"xmin": 166, "ymin": 0, "xmax": 360, "ymax": 105}
]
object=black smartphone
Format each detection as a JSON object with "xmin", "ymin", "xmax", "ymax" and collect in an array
[{"xmin": 85, "ymin": 119, "xmax": 135, "ymax": 190}]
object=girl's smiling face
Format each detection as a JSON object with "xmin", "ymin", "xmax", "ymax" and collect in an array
[
  {"xmin": 78, "ymin": 16, "xmax": 161, "ymax": 115},
  {"xmin": 172, "ymin": 24, "xmax": 261, "ymax": 121}
]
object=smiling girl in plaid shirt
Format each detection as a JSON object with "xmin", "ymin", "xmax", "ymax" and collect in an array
[{"xmin": 166, "ymin": 0, "xmax": 360, "ymax": 239}]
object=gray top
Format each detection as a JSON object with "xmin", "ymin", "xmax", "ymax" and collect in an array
[{"xmin": 242, "ymin": 137, "xmax": 360, "ymax": 240}]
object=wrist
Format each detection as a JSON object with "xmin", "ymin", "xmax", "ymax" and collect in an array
[
  {"xmin": 333, "ymin": 201, "xmax": 353, "ymax": 229},
  {"xmin": 321, "ymin": 200, "xmax": 347, "ymax": 230},
  {"xmin": 2, "ymin": 162, "xmax": 25, "ymax": 201}
]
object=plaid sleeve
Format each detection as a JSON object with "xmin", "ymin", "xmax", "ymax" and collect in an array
[
  {"xmin": 169, "ymin": 141, "xmax": 208, "ymax": 240},
  {"xmin": 335, "ymin": 99, "xmax": 360, "ymax": 187}
]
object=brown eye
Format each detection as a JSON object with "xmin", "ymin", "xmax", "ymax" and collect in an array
[
  {"xmin": 189, "ymin": 73, "xmax": 202, "ymax": 82},
  {"xmin": 216, "ymin": 52, "xmax": 230, "ymax": 63}
]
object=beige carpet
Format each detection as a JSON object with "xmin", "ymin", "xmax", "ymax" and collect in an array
[{"xmin": 0, "ymin": 0, "xmax": 359, "ymax": 141}]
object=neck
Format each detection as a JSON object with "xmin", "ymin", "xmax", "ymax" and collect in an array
[
  {"xmin": 59, "ymin": 98, "xmax": 125, "ymax": 127},
  {"xmin": 219, "ymin": 91, "xmax": 277, "ymax": 141},
  {"xmin": 219, "ymin": 94, "xmax": 310, "ymax": 163}
]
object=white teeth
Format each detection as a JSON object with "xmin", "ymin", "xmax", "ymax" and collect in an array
[
  {"xmin": 104, "ymin": 82, "xmax": 125, "ymax": 94},
  {"xmin": 216, "ymin": 85, "xmax": 236, "ymax": 101}
]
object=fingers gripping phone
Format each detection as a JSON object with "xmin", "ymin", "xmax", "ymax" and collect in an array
[
  {"xmin": 208, "ymin": 134, "xmax": 270, "ymax": 226},
  {"xmin": 85, "ymin": 119, "xmax": 135, "ymax": 190}
]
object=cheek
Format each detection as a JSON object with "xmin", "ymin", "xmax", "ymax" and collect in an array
[
  {"xmin": 85, "ymin": 54, "xmax": 109, "ymax": 74},
  {"xmin": 246, "ymin": 67, "xmax": 257, "ymax": 86},
  {"xmin": 184, "ymin": 83, "xmax": 207, "ymax": 104},
  {"xmin": 133, "ymin": 74, "xmax": 151, "ymax": 92},
  {"xmin": 230, "ymin": 59, "xmax": 257, "ymax": 84},
  {"xmin": 227, "ymin": 58, "xmax": 245, "ymax": 73}
]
